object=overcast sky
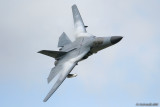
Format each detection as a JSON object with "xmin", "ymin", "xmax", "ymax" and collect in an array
[{"xmin": 0, "ymin": 0, "xmax": 160, "ymax": 107}]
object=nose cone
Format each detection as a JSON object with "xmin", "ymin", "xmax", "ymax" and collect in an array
[{"xmin": 110, "ymin": 36, "xmax": 123, "ymax": 44}]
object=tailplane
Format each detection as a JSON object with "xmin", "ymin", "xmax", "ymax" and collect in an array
[{"xmin": 38, "ymin": 50, "xmax": 67, "ymax": 59}]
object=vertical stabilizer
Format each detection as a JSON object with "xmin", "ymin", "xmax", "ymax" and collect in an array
[{"xmin": 58, "ymin": 32, "xmax": 72, "ymax": 47}]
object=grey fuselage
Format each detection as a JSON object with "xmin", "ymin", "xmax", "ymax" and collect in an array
[
  {"xmin": 40, "ymin": 4, "xmax": 123, "ymax": 102},
  {"xmin": 55, "ymin": 34, "xmax": 122, "ymax": 65}
]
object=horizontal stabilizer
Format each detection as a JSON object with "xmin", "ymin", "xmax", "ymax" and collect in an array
[
  {"xmin": 38, "ymin": 50, "xmax": 67, "ymax": 59},
  {"xmin": 58, "ymin": 32, "xmax": 72, "ymax": 47}
]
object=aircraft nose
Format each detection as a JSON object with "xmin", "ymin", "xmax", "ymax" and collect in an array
[{"xmin": 110, "ymin": 36, "xmax": 123, "ymax": 44}]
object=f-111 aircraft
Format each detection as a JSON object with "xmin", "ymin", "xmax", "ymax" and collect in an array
[{"xmin": 38, "ymin": 4, "xmax": 123, "ymax": 102}]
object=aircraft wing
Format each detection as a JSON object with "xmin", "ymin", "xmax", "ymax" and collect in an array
[
  {"xmin": 43, "ymin": 47, "xmax": 90, "ymax": 102},
  {"xmin": 43, "ymin": 62, "xmax": 76, "ymax": 102},
  {"xmin": 72, "ymin": 4, "xmax": 87, "ymax": 35}
]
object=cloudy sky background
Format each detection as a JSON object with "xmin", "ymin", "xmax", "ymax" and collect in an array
[{"xmin": 0, "ymin": 0, "xmax": 160, "ymax": 107}]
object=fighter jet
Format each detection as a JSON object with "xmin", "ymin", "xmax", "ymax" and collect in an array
[{"xmin": 38, "ymin": 4, "xmax": 123, "ymax": 102}]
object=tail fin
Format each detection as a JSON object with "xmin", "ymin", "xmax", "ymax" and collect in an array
[
  {"xmin": 38, "ymin": 50, "xmax": 67, "ymax": 59},
  {"xmin": 58, "ymin": 32, "xmax": 72, "ymax": 47}
]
